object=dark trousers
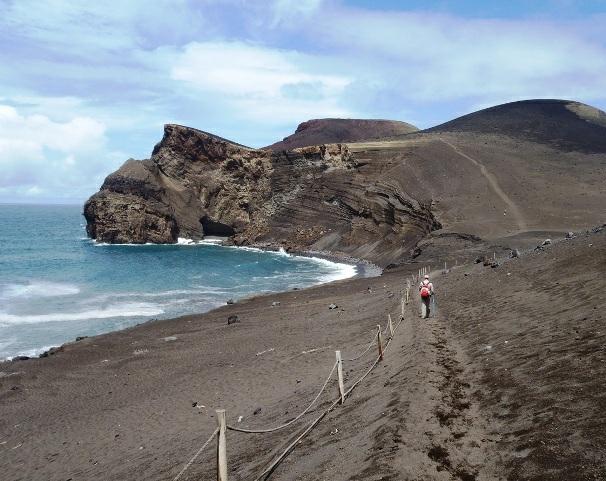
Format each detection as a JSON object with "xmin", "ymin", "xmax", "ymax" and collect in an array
[{"xmin": 421, "ymin": 296, "xmax": 431, "ymax": 318}]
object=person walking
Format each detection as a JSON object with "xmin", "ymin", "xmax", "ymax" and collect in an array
[{"xmin": 419, "ymin": 274, "xmax": 434, "ymax": 318}]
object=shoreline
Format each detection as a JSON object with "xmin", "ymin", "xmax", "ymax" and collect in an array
[{"xmin": 2, "ymin": 239, "xmax": 381, "ymax": 363}]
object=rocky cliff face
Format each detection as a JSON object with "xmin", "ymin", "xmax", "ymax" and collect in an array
[{"xmin": 84, "ymin": 124, "xmax": 439, "ymax": 265}]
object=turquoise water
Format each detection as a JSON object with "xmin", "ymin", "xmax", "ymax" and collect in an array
[{"xmin": 0, "ymin": 204, "xmax": 355, "ymax": 359}]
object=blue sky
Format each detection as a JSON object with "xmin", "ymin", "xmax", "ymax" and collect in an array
[{"xmin": 1, "ymin": 0, "xmax": 605, "ymax": 203}]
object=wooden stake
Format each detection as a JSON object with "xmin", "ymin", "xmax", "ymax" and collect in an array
[
  {"xmin": 377, "ymin": 324, "xmax": 384, "ymax": 361},
  {"xmin": 388, "ymin": 314, "xmax": 394, "ymax": 339},
  {"xmin": 216, "ymin": 409, "xmax": 228, "ymax": 481},
  {"xmin": 335, "ymin": 351, "xmax": 345, "ymax": 404}
]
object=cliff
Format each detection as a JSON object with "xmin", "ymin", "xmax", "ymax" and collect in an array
[{"xmin": 84, "ymin": 124, "xmax": 439, "ymax": 266}]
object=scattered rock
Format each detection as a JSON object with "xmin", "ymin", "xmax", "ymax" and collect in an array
[
  {"xmin": 227, "ymin": 315, "xmax": 240, "ymax": 325},
  {"xmin": 13, "ymin": 356, "xmax": 30, "ymax": 362},
  {"xmin": 253, "ymin": 407, "xmax": 262, "ymax": 415},
  {"xmin": 328, "ymin": 303, "xmax": 338, "ymax": 310},
  {"xmin": 510, "ymin": 249, "xmax": 520, "ymax": 258},
  {"xmin": 75, "ymin": 336, "xmax": 89, "ymax": 342},
  {"xmin": 271, "ymin": 301, "xmax": 281, "ymax": 307},
  {"xmin": 474, "ymin": 257, "xmax": 483, "ymax": 264},
  {"xmin": 38, "ymin": 347, "xmax": 63, "ymax": 358},
  {"xmin": 162, "ymin": 336, "xmax": 178, "ymax": 342},
  {"xmin": 566, "ymin": 232, "xmax": 575, "ymax": 239},
  {"xmin": 542, "ymin": 238, "xmax": 552, "ymax": 246},
  {"xmin": 226, "ymin": 299, "xmax": 234, "ymax": 305}
]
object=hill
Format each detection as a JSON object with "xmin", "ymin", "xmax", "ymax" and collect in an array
[
  {"xmin": 425, "ymin": 99, "xmax": 606, "ymax": 153},
  {"xmin": 265, "ymin": 118, "xmax": 418, "ymax": 151}
]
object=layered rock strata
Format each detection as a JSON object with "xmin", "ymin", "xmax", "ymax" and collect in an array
[{"xmin": 84, "ymin": 124, "xmax": 439, "ymax": 265}]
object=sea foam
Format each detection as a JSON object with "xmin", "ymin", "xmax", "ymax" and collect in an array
[
  {"xmin": 0, "ymin": 302, "xmax": 164, "ymax": 325},
  {"xmin": 0, "ymin": 281, "xmax": 80, "ymax": 299}
]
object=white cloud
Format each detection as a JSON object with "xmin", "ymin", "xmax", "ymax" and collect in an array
[
  {"xmin": 308, "ymin": 9, "xmax": 606, "ymax": 103},
  {"xmin": 171, "ymin": 41, "xmax": 353, "ymax": 123},
  {"xmin": 0, "ymin": 104, "xmax": 122, "ymax": 201}
]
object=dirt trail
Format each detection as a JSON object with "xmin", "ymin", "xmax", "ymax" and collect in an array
[{"xmin": 440, "ymin": 139, "xmax": 528, "ymax": 232}]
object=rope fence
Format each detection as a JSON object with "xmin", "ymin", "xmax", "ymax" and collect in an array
[{"xmin": 171, "ymin": 266, "xmax": 432, "ymax": 481}]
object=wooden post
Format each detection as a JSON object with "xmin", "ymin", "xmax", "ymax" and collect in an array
[
  {"xmin": 335, "ymin": 351, "xmax": 345, "ymax": 404},
  {"xmin": 216, "ymin": 409, "xmax": 227, "ymax": 481},
  {"xmin": 388, "ymin": 314, "xmax": 394, "ymax": 339},
  {"xmin": 401, "ymin": 298, "xmax": 405, "ymax": 317},
  {"xmin": 377, "ymin": 324, "xmax": 384, "ymax": 361},
  {"xmin": 444, "ymin": 261, "xmax": 447, "ymax": 272}
]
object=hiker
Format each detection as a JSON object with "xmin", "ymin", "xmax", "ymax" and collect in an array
[{"xmin": 419, "ymin": 274, "xmax": 434, "ymax": 318}]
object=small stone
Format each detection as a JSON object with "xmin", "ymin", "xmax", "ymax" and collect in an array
[
  {"xmin": 163, "ymin": 336, "xmax": 178, "ymax": 342},
  {"xmin": 227, "ymin": 315, "xmax": 240, "ymax": 325},
  {"xmin": 253, "ymin": 407, "xmax": 262, "ymax": 415},
  {"xmin": 75, "ymin": 336, "xmax": 89, "ymax": 342},
  {"xmin": 226, "ymin": 299, "xmax": 234, "ymax": 305},
  {"xmin": 328, "ymin": 303, "xmax": 338, "ymax": 310},
  {"xmin": 566, "ymin": 232, "xmax": 575, "ymax": 239},
  {"xmin": 510, "ymin": 249, "xmax": 520, "ymax": 258},
  {"xmin": 271, "ymin": 301, "xmax": 280, "ymax": 307},
  {"xmin": 541, "ymin": 239, "xmax": 552, "ymax": 246}
]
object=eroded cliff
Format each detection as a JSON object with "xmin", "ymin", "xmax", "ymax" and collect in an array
[{"xmin": 84, "ymin": 124, "xmax": 439, "ymax": 265}]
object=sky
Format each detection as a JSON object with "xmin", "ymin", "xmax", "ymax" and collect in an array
[{"xmin": 1, "ymin": 0, "xmax": 606, "ymax": 203}]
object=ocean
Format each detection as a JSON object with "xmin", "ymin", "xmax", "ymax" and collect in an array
[{"xmin": 0, "ymin": 204, "xmax": 356, "ymax": 360}]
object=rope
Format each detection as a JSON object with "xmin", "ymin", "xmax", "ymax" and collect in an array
[
  {"xmin": 253, "ymin": 309, "xmax": 407, "ymax": 480},
  {"xmin": 343, "ymin": 335, "xmax": 375, "ymax": 362},
  {"xmin": 227, "ymin": 361, "xmax": 338, "ymax": 434},
  {"xmin": 172, "ymin": 427, "xmax": 219, "ymax": 481}
]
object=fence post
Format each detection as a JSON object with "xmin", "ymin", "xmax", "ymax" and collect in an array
[
  {"xmin": 376, "ymin": 324, "xmax": 384, "ymax": 361},
  {"xmin": 335, "ymin": 350, "xmax": 345, "ymax": 404},
  {"xmin": 216, "ymin": 409, "xmax": 227, "ymax": 481},
  {"xmin": 388, "ymin": 314, "xmax": 394, "ymax": 339}
]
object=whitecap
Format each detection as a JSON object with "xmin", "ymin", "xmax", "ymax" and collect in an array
[
  {"xmin": 1, "ymin": 281, "xmax": 80, "ymax": 299},
  {"xmin": 0, "ymin": 302, "xmax": 164, "ymax": 325},
  {"xmin": 5, "ymin": 345, "xmax": 56, "ymax": 361}
]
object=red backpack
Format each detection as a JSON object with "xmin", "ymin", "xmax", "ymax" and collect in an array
[{"xmin": 420, "ymin": 283, "xmax": 431, "ymax": 298}]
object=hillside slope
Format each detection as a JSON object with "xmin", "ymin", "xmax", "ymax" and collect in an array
[
  {"xmin": 265, "ymin": 118, "xmax": 418, "ymax": 151},
  {"xmin": 349, "ymin": 100, "xmax": 606, "ymax": 244},
  {"xmin": 426, "ymin": 99, "xmax": 606, "ymax": 153}
]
